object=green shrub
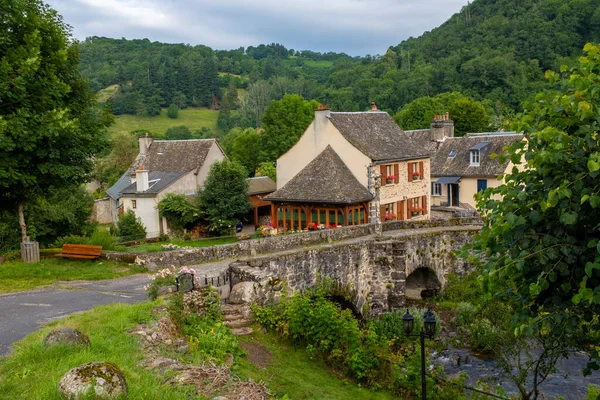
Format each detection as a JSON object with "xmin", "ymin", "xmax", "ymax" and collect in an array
[
  {"xmin": 442, "ymin": 272, "xmax": 483, "ymax": 303},
  {"xmin": 469, "ymin": 318, "xmax": 503, "ymax": 353},
  {"xmin": 52, "ymin": 234, "xmax": 88, "ymax": 247},
  {"xmin": 455, "ymin": 302, "xmax": 478, "ymax": 327},
  {"xmin": 167, "ymin": 103, "xmax": 179, "ymax": 119},
  {"xmin": 184, "ymin": 316, "xmax": 238, "ymax": 361},
  {"xmin": 369, "ymin": 308, "xmax": 441, "ymax": 345},
  {"xmin": 116, "ymin": 210, "xmax": 146, "ymax": 241},
  {"xmin": 587, "ymin": 385, "xmax": 599, "ymax": 400},
  {"xmin": 88, "ymin": 226, "xmax": 117, "ymax": 250}
]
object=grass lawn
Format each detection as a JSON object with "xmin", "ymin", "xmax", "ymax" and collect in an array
[
  {"xmin": 0, "ymin": 302, "xmax": 395, "ymax": 400},
  {"xmin": 109, "ymin": 107, "xmax": 219, "ymax": 137},
  {"xmin": 126, "ymin": 236, "xmax": 238, "ymax": 253},
  {"xmin": 0, "ymin": 258, "xmax": 146, "ymax": 294},
  {"xmin": 0, "ymin": 302, "xmax": 198, "ymax": 399},
  {"xmin": 236, "ymin": 330, "xmax": 395, "ymax": 400}
]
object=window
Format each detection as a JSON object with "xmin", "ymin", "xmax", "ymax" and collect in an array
[
  {"xmin": 409, "ymin": 161, "xmax": 423, "ymax": 181},
  {"xmin": 448, "ymin": 149, "xmax": 457, "ymax": 158},
  {"xmin": 470, "ymin": 150, "xmax": 480, "ymax": 166},
  {"xmin": 431, "ymin": 183, "xmax": 442, "ymax": 196},
  {"xmin": 132, "ymin": 200, "xmax": 137, "ymax": 209},
  {"xmin": 383, "ymin": 203, "xmax": 396, "ymax": 220},
  {"xmin": 477, "ymin": 179, "xmax": 488, "ymax": 192}
]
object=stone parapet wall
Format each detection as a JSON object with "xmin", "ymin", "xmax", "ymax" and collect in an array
[
  {"xmin": 103, "ymin": 224, "xmax": 377, "ymax": 266},
  {"xmin": 102, "ymin": 218, "xmax": 482, "ymax": 267}
]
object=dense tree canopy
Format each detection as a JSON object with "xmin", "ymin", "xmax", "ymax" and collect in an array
[
  {"xmin": 197, "ymin": 160, "xmax": 251, "ymax": 234},
  {"xmin": 260, "ymin": 94, "xmax": 319, "ymax": 163},
  {"xmin": 0, "ymin": 0, "xmax": 111, "ymax": 242},
  {"xmin": 469, "ymin": 43, "xmax": 600, "ymax": 375}
]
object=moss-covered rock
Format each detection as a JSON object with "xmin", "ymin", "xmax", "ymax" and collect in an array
[
  {"xmin": 58, "ymin": 361, "xmax": 127, "ymax": 399},
  {"xmin": 43, "ymin": 328, "xmax": 90, "ymax": 348}
]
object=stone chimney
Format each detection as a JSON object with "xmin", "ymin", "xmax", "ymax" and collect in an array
[
  {"xmin": 430, "ymin": 112, "xmax": 454, "ymax": 141},
  {"xmin": 371, "ymin": 102, "xmax": 378, "ymax": 111},
  {"xmin": 138, "ymin": 133, "xmax": 153, "ymax": 155},
  {"xmin": 136, "ymin": 166, "xmax": 149, "ymax": 192}
]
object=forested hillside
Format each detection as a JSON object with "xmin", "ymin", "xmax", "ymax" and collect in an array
[{"xmin": 79, "ymin": 0, "xmax": 600, "ymax": 122}]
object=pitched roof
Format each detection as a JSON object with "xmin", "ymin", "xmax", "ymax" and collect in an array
[
  {"xmin": 247, "ymin": 176, "xmax": 276, "ymax": 195},
  {"xmin": 106, "ymin": 172, "xmax": 132, "ymax": 200},
  {"xmin": 328, "ymin": 112, "xmax": 428, "ymax": 162},
  {"xmin": 265, "ymin": 146, "xmax": 373, "ymax": 204},
  {"xmin": 430, "ymin": 133, "xmax": 523, "ymax": 177},
  {"xmin": 120, "ymin": 171, "xmax": 186, "ymax": 197},
  {"xmin": 131, "ymin": 139, "xmax": 219, "ymax": 174},
  {"xmin": 403, "ymin": 129, "xmax": 439, "ymax": 154}
]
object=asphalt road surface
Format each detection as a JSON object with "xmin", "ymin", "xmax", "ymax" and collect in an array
[
  {"xmin": 0, "ymin": 274, "xmax": 148, "ymax": 356},
  {"xmin": 0, "ymin": 261, "xmax": 233, "ymax": 356}
]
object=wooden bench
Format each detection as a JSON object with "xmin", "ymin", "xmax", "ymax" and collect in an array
[{"xmin": 55, "ymin": 244, "xmax": 103, "ymax": 259}]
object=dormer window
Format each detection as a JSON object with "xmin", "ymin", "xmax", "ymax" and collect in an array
[
  {"xmin": 448, "ymin": 149, "xmax": 456, "ymax": 158},
  {"xmin": 469, "ymin": 142, "xmax": 491, "ymax": 167},
  {"xmin": 470, "ymin": 150, "xmax": 480, "ymax": 166}
]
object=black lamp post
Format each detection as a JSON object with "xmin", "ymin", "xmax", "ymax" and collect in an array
[{"xmin": 402, "ymin": 308, "xmax": 437, "ymax": 400}]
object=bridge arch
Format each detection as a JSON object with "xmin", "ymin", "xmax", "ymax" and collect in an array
[{"xmin": 405, "ymin": 267, "xmax": 442, "ymax": 300}]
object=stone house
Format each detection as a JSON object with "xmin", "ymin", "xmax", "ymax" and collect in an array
[
  {"xmin": 265, "ymin": 104, "xmax": 430, "ymax": 231},
  {"xmin": 405, "ymin": 114, "xmax": 523, "ymax": 208},
  {"xmin": 108, "ymin": 136, "xmax": 226, "ymax": 238}
]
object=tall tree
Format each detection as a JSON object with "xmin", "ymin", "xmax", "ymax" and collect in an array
[
  {"xmin": 221, "ymin": 128, "xmax": 261, "ymax": 176},
  {"xmin": 0, "ymin": 0, "xmax": 111, "ymax": 245},
  {"xmin": 468, "ymin": 43, "xmax": 600, "ymax": 376},
  {"xmin": 260, "ymin": 94, "xmax": 319, "ymax": 163},
  {"xmin": 197, "ymin": 160, "xmax": 251, "ymax": 234}
]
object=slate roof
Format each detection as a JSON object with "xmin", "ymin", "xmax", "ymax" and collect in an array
[
  {"xmin": 120, "ymin": 171, "xmax": 186, "ymax": 197},
  {"xmin": 265, "ymin": 146, "xmax": 373, "ymax": 204},
  {"xmin": 106, "ymin": 172, "xmax": 132, "ymax": 200},
  {"xmin": 430, "ymin": 133, "xmax": 523, "ymax": 177},
  {"xmin": 328, "ymin": 112, "xmax": 428, "ymax": 161},
  {"xmin": 131, "ymin": 139, "xmax": 218, "ymax": 174},
  {"xmin": 403, "ymin": 129, "xmax": 439, "ymax": 154},
  {"xmin": 247, "ymin": 176, "xmax": 276, "ymax": 195}
]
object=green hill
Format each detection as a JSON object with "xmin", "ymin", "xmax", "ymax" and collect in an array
[{"xmin": 108, "ymin": 106, "xmax": 218, "ymax": 137}]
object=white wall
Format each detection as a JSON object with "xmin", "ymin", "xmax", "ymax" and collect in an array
[
  {"xmin": 195, "ymin": 142, "xmax": 226, "ymax": 188},
  {"xmin": 277, "ymin": 110, "xmax": 372, "ymax": 188},
  {"xmin": 122, "ymin": 197, "xmax": 161, "ymax": 238}
]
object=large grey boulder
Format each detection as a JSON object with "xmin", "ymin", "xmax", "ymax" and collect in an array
[
  {"xmin": 58, "ymin": 361, "xmax": 127, "ymax": 399},
  {"xmin": 43, "ymin": 328, "xmax": 90, "ymax": 348},
  {"xmin": 229, "ymin": 282, "xmax": 257, "ymax": 304}
]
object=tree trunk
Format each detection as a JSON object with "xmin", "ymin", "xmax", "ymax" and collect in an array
[{"xmin": 18, "ymin": 201, "xmax": 29, "ymax": 243}]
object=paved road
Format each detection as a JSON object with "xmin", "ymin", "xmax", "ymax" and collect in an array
[{"xmin": 0, "ymin": 262, "xmax": 233, "ymax": 356}]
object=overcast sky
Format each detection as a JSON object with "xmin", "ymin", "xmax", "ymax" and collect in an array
[{"xmin": 46, "ymin": 0, "xmax": 467, "ymax": 56}]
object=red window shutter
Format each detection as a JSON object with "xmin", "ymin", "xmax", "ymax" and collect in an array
[
  {"xmin": 394, "ymin": 164, "xmax": 399, "ymax": 184},
  {"xmin": 397, "ymin": 201, "xmax": 404, "ymax": 220},
  {"xmin": 408, "ymin": 162, "xmax": 413, "ymax": 182},
  {"xmin": 422, "ymin": 195, "xmax": 428, "ymax": 215},
  {"xmin": 380, "ymin": 165, "xmax": 386, "ymax": 182},
  {"xmin": 380, "ymin": 204, "xmax": 386, "ymax": 221},
  {"xmin": 419, "ymin": 161, "xmax": 424, "ymax": 178}
]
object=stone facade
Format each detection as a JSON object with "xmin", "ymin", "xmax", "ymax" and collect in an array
[
  {"xmin": 91, "ymin": 197, "xmax": 113, "ymax": 224},
  {"xmin": 378, "ymin": 158, "xmax": 431, "ymax": 219},
  {"xmin": 229, "ymin": 225, "xmax": 479, "ymax": 317}
]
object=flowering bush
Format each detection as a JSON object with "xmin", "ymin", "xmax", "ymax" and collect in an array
[
  {"xmin": 144, "ymin": 265, "xmax": 197, "ymax": 300},
  {"xmin": 384, "ymin": 213, "xmax": 397, "ymax": 221},
  {"xmin": 409, "ymin": 206, "xmax": 425, "ymax": 215},
  {"xmin": 253, "ymin": 225, "xmax": 273, "ymax": 238},
  {"xmin": 306, "ymin": 222, "xmax": 318, "ymax": 231},
  {"xmin": 325, "ymin": 223, "xmax": 338, "ymax": 229}
]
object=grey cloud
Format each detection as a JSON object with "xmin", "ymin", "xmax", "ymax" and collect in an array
[{"xmin": 47, "ymin": 0, "xmax": 466, "ymax": 55}]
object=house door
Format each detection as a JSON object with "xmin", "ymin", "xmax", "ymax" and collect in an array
[
  {"xmin": 477, "ymin": 179, "xmax": 488, "ymax": 193},
  {"xmin": 448, "ymin": 184, "xmax": 460, "ymax": 206}
]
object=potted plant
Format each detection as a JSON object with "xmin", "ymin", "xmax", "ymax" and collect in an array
[
  {"xmin": 410, "ymin": 207, "xmax": 423, "ymax": 217},
  {"xmin": 384, "ymin": 213, "xmax": 397, "ymax": 221},
  {"xmin": 386, "ymin": 175, "xmax": 395, "ymax": 185},
  {"xmin": 412, "ymin": 171, "xmax": 422, "ymax": 181}
]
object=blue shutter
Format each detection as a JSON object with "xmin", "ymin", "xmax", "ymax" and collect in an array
[{"xmin": 477, "ymin": 179, "xmax": 488, "ymax": 192}]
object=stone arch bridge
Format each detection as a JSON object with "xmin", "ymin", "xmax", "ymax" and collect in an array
[{"xmin": 230, "ymin": 225, "xmax": 479, "ymax": 317}]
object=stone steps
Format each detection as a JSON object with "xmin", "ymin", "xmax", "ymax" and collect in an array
[{"xmin": 222, "ymin": 303, "xmax": 253, "ymax": 335}]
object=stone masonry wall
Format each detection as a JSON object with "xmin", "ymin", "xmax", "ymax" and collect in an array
[
  {"xmin": 103, "ymin": 218, "xmax": 482, "ymax": 268},
  {"xmin": 229, "ymin": 226, "xmax": 479, "ymax": 317}
]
